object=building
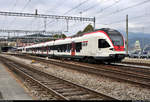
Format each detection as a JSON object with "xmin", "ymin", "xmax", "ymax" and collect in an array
[{"xmin": 134, "ymin": 40, "xmax": 141, "ymax": 52}]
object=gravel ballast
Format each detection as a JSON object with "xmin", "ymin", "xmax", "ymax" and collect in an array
[{"xmin": 1, "ymin": 54, "xmax": 150, "ymax": 100}]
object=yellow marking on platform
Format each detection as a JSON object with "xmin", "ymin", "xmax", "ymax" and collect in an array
[{"xmin": 31, "ymin": 60, "xmax": 35, "ymax": 64}]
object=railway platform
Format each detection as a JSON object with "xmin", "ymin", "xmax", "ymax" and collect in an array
[{"xmin": 0, "ymin": 62, "xmax": 32, "ymax": 100}]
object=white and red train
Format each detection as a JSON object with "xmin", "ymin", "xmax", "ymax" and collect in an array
[{"xmin": 17, "ymin": 28, "xmax": 126, "ymax": 63}]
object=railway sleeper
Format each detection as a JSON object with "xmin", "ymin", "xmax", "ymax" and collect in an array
[
  {"xmin": 40, "ymin": 93, "xmax": 53, "ymax": 98},
  {"xmin": 27, "ymin": 81, "xmax": 38, "ymax": 86},
  {"xmin": 79, "ymin": 94, "xmax": 99, "ymax": 99},
  {"xmin": 51, "ymin": 86, "xmax": 74, "ymax": 90},
  {"xmin": 56, "ymin": 88, "xmax": 80, "ymax": 93},
  {"xmin": 29, "ymin": 84, "xmax": 41, "ymax": 87},
  {"xmin": 40, "ymin": 91, "xmax": 56, "ymax": 98},
  {"xmin": 42, "ymin": 77, "xmax": 58, "ymax": 80},
  {"xmin": 49, "ymin": 85, "xmax": 72, "ymax": 89},
  {"xmin": 61, "ymin": 91, "xmax": 88, "ymax": 96},
  {"xmin": 49, "ymin": 83, "xmax": 70, "ymax": 86},
  {"xmin": 45, "ymin": 79, "xmax": 62, "ymax": 82},
  {"xmin": 34, "ymin": 88, "xmax": 45, "ymax": 92},
  {"xmin": 41, "ymin": 82, "xmax": 62, "ymax": 85},
  {"xmin": 45, "ymin": 80, "xmax": 64, "ymax": 83},
  {"xmin": 67, "ymin": 94, "xmax": 97, "ymax": 100},
  {"xmin": 88, "ymin": 97, "xmax": 103, "ymax": 100},
  {"xmin": 31, "ymin": 86, "xmax": 42, "ymax": 89},
  {"xmin": 46, "ymin": 83, "xmax": 66, "ymax": 87},
  {"xmin": 37, "ymin": 79, "xmax": 59, "ymax": 82},
  {"xmin": 47, "ymin": 83, "xmax": 68, "ymax": 86}
]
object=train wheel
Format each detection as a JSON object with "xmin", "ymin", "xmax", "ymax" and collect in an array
[
  {"xmin": 88, "ymin": 58, "xmax": 95, "ymax": 64},
  {"xmin": 78, "ymin": 59, "xmax": 82, "ymax": 62},
  {"xmin": 83, "ymin": 57, "xmax": 88, "ymax": 63}
]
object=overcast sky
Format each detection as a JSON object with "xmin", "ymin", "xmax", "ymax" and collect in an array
[{"xmin": 0, "ymin": 0, "xmax": 150, "ymax": 36}]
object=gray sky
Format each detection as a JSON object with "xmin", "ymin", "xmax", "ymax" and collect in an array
[{"xmin": 0, "ymin": 0, "xmax": 150, "ymax": 36}]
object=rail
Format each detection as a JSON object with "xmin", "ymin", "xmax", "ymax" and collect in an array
[{"xmin": 0, "ymin": 55, "xmax": 116, "ymax": 100}]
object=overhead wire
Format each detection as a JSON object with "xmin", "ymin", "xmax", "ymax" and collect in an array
[
  {"xmin": 44, "ymin": 0, "xmax": 66, "ymax": 13},
  {"xmin": 8, "ymin": 0, "xmax": 31, "ymax": 29},
  {"xmin": 47, "ymin": 0, "xmax": 90, "ymax": 27},
  {"xmin": 95, "ymin": 0, "xmax": 121, "ymax": 14},
  {"xmin": 37, "ymin": 0, "xmax": 91, "ymax": 32},
  {"xmin": 2, "ymin": 0, "xmax": 19, "ymax": 29},
  {"xmin": 96, "ymin": 13, "xmax": 150, "ymax": 26},
  {"xmin": 63, "ymin": 0, "xmax": 91, "ymax": 15},
  {"xmin": 97, "ymin": 0, "xmax": 150, "ymax": 18},
  {"xmin": 20, "ymin": 0, "xmax": 31, "ymax": 12},
  {"xmin": 60, "ymin": 0, "xmax": 91, "ymax": 32},
  {"xmin": 35, "ymin": 0, "xmax": 68, "ymax": 31},
  {"xmin": 29, "ymin": 0, "xmax": 69, "ymax": 32},
  {"xmin": 5, "ymin": 0, "xmax": 149, "ymax": 35},
  {"xmin": 95, "ymin": 0, "xmax": 150, "ymax": 31},
  {"xmin": 79, "ymin": 0, "xmax": 122, "ymax": 18},
  {"xmin": 11, "ymin": 0, "xmax": 18, "ymax": 11},
  {"xmin": 82, "ymin": 0, "xmax": 112, "ymax": 13},
  {"xmin": 81, "ymin": 0, "xmax": 122, "ymax": 29}
]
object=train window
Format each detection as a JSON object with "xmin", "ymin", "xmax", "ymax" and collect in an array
[
  {"xmin": 53, "ymin": 45, "xmax": 57, "ymax": 50},
  {"xmin": 50, "ymin": 46, "xmax": 54, "ymax": 50},
  {"xmin": 39, "ymin": 47, "xmax": 41, "ymax": 51},
  {"xmin": 48, "ymin": 46, "xmax": 51, "ymax": 52},
  {"xmin": 76, "ymin": 42, "xmax": 82, "ymax": 52},
  {"xmin": 38, "ymin": 47, "xmax": 40, "ymax": 51},
  {"xmin": 59, "ymin": 44, "xmax": 67, "ymax": 52},
  {"xmin": 40, "ymin": 43, "xmax": 80, "ymax": 53},
  {"xmin": 107, "ymin": 30, "xmax": 124, "ymax": 46},
  {"xmin": 60, "ymin": 45, "xmax": 63, "ymax": 52},
  {"xmin": 98, "ymin": 39, "xmax": 110, "ymax": 48},
  {"xmin": 67, "ymin": 44, "xmax": 71, "ymax": 52},
  {"xmin": 62, "ymin": 44, "xmax": 67, "ymax": 52},
  {"xmin": 26, "ymin": 48, "xmax": 29, "ymax": 52},
  {"xmin": 82, "ymin": 42, "xmax": 88, "ymax": 46}
]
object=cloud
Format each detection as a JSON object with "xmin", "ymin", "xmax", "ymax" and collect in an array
[
  {"xmin": 0, "ymin": 0, "xmax": 150, "ymax": 36},
  {"xmin": 128, "ymin": 23, "xmax": 143, "ymax": 28}
]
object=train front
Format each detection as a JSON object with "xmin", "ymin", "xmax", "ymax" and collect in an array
[
  {"xmin": 98, "ymin": 28, "xmax": 126, "ymax": 63},
  {"xmin": 107, "ymin": 29, "xmax": 126, "ymax": 62}
]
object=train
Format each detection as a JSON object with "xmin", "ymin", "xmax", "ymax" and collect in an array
[{"xmin": 17, "ymin": 28, "xmax": 126, "ymax": 63}]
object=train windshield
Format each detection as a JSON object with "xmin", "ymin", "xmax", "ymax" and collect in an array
[{"xmin": 107, "ymin": 30, "xmax": 124, "ymax": 46}]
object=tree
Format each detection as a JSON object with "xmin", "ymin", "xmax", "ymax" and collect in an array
[
  {"xmin": 53, "ymin": 34, "xmax": 67, "ymax": 39},
  {"xmin": 61, "ymin": 34, "xmax": 67, "ymax": 38},
  {"xmin": 53, "ymin": 34, "xmax": 59, "ymax": 38},
  {"xmin": 75, "ymin": 24, "xmax": 94, "ymax": 36},
  {"xmin": 82, "ymin": 24, "xmax": 94, "ymax": 33},
  {"xmin": 76, "ymin": 31, "xmax": 83, "ymax": 35}
]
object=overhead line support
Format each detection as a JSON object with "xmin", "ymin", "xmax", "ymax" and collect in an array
[
  {"xmin": 0, "ymin": 29, "xmax": 62, "ymax": 34},
  {"xmin": 0, "ymin": 11, "xmax": 94, "ymax": 22}
]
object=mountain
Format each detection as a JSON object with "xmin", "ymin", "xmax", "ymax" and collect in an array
[
  {"xmin": 119, "ymin": 30, "xmax": 150, "ymax": 51},
  {"xmin": 25, "ymin": 33, "xmax": 52, "ymax": 37}
]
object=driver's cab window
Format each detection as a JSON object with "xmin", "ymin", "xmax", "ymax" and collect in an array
[{"xmin": 98, "ymin": 39, "xmax": 110, "ymax": 48}]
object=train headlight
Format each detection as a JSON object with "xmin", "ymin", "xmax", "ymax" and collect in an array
[{"xmin": 110, "ymin": 48, "xmax": 114, "ymax": 51}]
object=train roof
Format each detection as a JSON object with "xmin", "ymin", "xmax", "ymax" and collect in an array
[
  {"xmin": 72, "ymin": 28, "xmax": 119, "ymax": 37},
  {"xmin": 23, "ymin": 28, "xmax": 121, "ymax": 48}
]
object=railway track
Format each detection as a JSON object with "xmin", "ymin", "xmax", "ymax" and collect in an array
[
  {"xmin": 122, "ymin": 62, "xmax": 150, "ymax": 67},
  {"xmin": 0, "ymin": 55, "xmax": 115, "ymax": 100},
  {"xmin": 8, "ymin": 53, "xmax": 150, "ymax": 89}
]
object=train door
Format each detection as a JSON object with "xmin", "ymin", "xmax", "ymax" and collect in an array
[
  {"xmin": 32, "ymin": 48, "xmax": 33, "ymax": 54},
  {"xmin": 42, "ymin": 46, "xmax": 43, "ymax": 54},
  {"xmin": 47, "ymin": 46, "xmax": 48, "ymax": 55},
  {"xmin": 71, "ymin": 42, "xmax": 76, "ymax": 56}
]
